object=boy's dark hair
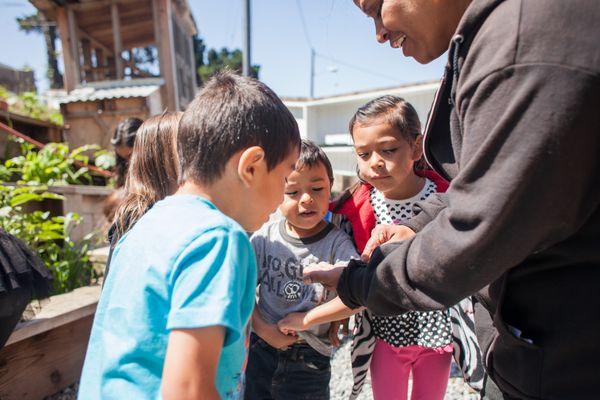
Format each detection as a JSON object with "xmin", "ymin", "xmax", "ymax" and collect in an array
[
  {"xmin": 178, "ymin": 71, "xmax": 301, "ymax": 184},
  {"xmin": 296, "ymin": 139, "xmax": 334, "ymax": 186}
]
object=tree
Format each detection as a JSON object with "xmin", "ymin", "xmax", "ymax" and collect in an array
[
  {"xmin": 193, "ymin": 35, "xmax": 260, "ymax": 85},
  {"xmin": 16, "ymin": 12, "xmax": 63, "ymax": 90}
]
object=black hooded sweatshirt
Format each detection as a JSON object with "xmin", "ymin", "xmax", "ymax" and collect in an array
[{"xmin": 336, "ymin": 0, "xmax": 600, "ymax": 398}]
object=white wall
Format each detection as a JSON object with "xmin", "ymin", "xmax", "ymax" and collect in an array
[{"xmin": 284, "ymin": 82, "xmax": 439, "ymax": 174}]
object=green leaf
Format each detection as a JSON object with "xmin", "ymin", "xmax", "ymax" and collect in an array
[{"xmin": 10, "ymin": 192, "xmax": 43, "ymax": 206}]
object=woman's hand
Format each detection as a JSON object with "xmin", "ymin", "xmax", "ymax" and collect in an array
[{"xmin": 361, "ymin": 224, "xmax": 416, "ymax": 262}]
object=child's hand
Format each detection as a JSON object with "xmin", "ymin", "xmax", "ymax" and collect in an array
[
  {"xmin": 259, "ymin": 323, "xmax": 298, "ymax": 350},
  {"xmin": 362, "ymin": 225, "xmax": 416, "ymax": 262},
  {"xmin": 278, "ymin": 311, "xmax": 309, "ymax": 333},
  {"xmin": 328, "ymin": 321, "xmax": 342, "ymax": 348}
]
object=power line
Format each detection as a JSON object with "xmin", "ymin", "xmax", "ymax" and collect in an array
[
  {"xmin": 295, "ymin": 0, "xmax": 313, "ymax": 49},
  {"xmin": 315, "ymin": 52, "xmax": 402, "ymax": 83}
]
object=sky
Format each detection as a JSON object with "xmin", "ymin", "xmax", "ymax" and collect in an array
[{"xmin": 0, "ymin": 0, "xmax": 446, "ymax": 99}]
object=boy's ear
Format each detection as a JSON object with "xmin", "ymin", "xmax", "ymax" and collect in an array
[
  {"xmin": 237, "ymin": 146, "xmax": 267, "ymax": 187},
  {"xmin": 412, "ymin": 135, "xmax": 424, "ymax": 161}
]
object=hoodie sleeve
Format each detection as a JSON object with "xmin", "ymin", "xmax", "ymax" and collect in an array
[
  {"xmin": 402, "ymin": 193, "xmax": 448, "ymax": 233},
  {"xmin": 337, "ymin": 64, "xmax": 600, "ymax": 314}
]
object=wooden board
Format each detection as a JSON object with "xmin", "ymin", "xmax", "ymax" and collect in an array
[
  {"xmin": 0, "ymin": 315, "xmax": 94, "ymax": 400},
  {"xmin": 0, "ymin": 285, "xmax": 101, "ymax": 399}
]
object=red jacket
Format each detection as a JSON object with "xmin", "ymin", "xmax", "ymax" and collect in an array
[{"xmin": 329, "ymin": 170, "xmax": 448, "ymax": 253}]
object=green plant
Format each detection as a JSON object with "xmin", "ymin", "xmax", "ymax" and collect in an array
[
  {"xmin": 0, "ymin": 184, "xmax": 97, "ymax": 294},
  {"xmin": 0, "ymin": 85, "xmax": 8, "ymax": 101},
  {"xmin": 94, "ymin": 149, "xmax": 116, "ymax": 170},
  {"xmin": 4, "ymin": 139, "xmax": 101, "ymax": 185}
]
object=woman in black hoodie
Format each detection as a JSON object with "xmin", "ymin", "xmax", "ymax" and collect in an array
[{"xmin": 306, "ymin": 1, "xmax": 600, "ymax": 398}]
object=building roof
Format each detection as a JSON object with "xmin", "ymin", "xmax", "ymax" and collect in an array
[
  {"xmin": 282, "ymin": 80, "xmax": 440, "ymax": 107},
  {"xmin": 58, "ymin": 78, "xmax": 163, "ymax": 104},
  {"xmin": 30, "ymin": 0, "xmax": 197, "ymax": 49}
]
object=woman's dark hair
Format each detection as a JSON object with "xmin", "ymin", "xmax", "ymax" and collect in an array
[
  {"xmin": 112, "ymin": 117, "xmax": 143, "ymax": 188},
  {"xmin": 297, "ymin": 139, "xmax": 334, "ymax": 186},
  {"xmin": 112, "ymin": 112, "xmax": 182, "ymax": 239},
  {"xmin": 178, "ymin": 70, "xmax": 301, "ymax": 185},
  {"xmin": 349, "ymin": 95, "xmax": 426, "ymax": 171}
]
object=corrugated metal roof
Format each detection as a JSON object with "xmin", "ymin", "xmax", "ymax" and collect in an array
[{"xmin": 59, "ymin": 78, "xmax": 164, "ymax": 104}]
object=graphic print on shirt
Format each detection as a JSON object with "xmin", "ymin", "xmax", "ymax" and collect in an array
[{"xmin": 258, "ymin": 254, "xmax": 326, "ymax": 304}]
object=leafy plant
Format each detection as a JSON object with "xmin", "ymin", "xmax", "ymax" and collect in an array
[
  {"xmin": 3, "ymin": 139, "xmax": 101, "ymax": 185},
  {"xmin": 93, "ymin": 149, "xmax": 116, "ymax": 170},
  {"xmin": 0, "ymin": 184, "xmax": 97, "ymax": 294},
  {"xmin": 0, "ymin": 85, "xmax": 9, "ymax": 101},
  {"xmin": 0, "ymin": 86, "xmax": 63, "ymax": 125}
]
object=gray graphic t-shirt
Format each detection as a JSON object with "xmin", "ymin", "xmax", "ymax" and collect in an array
[{"xmin": 251, "ymin": 219, "xmax": 359, "ymax": 353}]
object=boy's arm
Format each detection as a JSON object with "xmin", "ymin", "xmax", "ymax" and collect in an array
[
  {"xmin": 251, "ymin": 305, "xmax": 298, "ymax": 349},
  {"xmin": 278, "ymin": 296, "xmax": 364, "ymax": 333},
  {"xmin": 162, "ymin": 327, "xmax": 224, "ymax": 400}
]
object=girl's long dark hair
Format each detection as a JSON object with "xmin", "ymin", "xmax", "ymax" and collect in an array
[{"xmin": 112, "ymin": 112, "xmax": 182, "ymax": 240}]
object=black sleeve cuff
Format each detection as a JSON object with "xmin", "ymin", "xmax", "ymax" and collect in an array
[{"xmin": 337, "ymin": 259, "xmax": 369, "ymax": 309}]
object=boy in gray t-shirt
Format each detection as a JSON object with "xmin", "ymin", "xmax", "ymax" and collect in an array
[{"xmin": 244, "ymin": 140, "xmax": 358, "ymax": 400}]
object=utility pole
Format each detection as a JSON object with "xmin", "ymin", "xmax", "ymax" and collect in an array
[
  {"xmin": 242, "ymin": 0, "xmax": 252, "ymax": 76},
  {"xmin": 310, "ymin": 47, "xmax": 315, "ymax": 98}
]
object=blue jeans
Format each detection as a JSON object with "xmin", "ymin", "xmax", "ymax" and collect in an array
[{"xmin": 244, "ymin": 333, "xmax": 331, "ymax": 400}]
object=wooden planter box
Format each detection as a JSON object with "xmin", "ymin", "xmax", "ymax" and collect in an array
[
  {"xmin": 0, "ymin": 285, "xmax": 101, "ymax": 400},
  {"xmin": 46, "ymin": 185, "xmax": 112, "ymax": 243}
]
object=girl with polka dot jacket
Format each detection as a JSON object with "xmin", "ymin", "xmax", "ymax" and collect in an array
[{"xmin": 278, "ymin": 96, "xmax": 484, "ymax": 400}]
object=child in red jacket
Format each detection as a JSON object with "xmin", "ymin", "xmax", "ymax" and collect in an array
[{"xmin": 280, "ymin": 96, "xmax": 463, "ymax": 400}]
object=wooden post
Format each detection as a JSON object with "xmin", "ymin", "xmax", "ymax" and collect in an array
[
  {"xmin": 153, "ymin": 0, "xmax": 179, "ymax": 111},
  {"xmin": 107, "ymin": 56, "xmax": 116, "ymax": 79},
  {"xmin": 111, "ymin": 0, "xmax": 123, "ymax": 80},
  {"xmin": 81, "ymin": 38, "xmax": 92, "ymax": 82},
  {"xmin": 66, "ymin": 6, "xmax": 81, "ymax": 86},
  {"xmin": 95, "ymin": 48, "xmax": 105, "ymax": 80},
  {"xmin": 55, "ymin": 7, "xmax": 77, "ymax": 91}
]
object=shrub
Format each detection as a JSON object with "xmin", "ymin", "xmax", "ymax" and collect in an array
[
  {"xmin": 0, "ymin": 185, "xmax": 97, "ymax": 295},
  {"xmin": 3, "ymin": 139, "xmax": 100, "ymax": 185}
]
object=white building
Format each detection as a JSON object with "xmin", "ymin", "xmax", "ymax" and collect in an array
[{"xmin": 283, "ymin": 80, "xmax": 439, "ymax": 176}]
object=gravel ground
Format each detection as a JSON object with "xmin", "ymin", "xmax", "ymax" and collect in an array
[{"xmin": 46, "ymin": 342, "xmax": 479, "ymax": 400}]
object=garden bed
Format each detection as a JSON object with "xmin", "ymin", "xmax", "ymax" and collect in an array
[{"xmin": 0, "ymin": 285, "xmax": 101, "ymax": 400}]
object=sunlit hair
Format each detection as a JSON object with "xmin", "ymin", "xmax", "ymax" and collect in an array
[
  {"xmin": 296, "ymin": 139, "xmax": 334, "ymax": 187},
  {"xmin": 112, "ymin": 112, "xmax": 182, "ymax": 240},
  {"xmin": 349, "ymin": 95, "xmax": 421, "ymax": 143}
]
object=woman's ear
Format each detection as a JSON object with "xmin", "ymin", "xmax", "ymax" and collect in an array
[
  {"xmin": 237, "ymin": 146, "xmax": 266, "ymax": 187},
  {"xmin": 412, "ymin": 135, "xmax": 424, "ymax": 161}
]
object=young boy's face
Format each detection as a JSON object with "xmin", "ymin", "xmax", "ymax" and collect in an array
[
  {"xmin": 248, "ymin": 150, "xmax": 299, "ymax": 232},
  {"xmin": 279, "ymin": 162, "xmax": 331, "ymax": 232}
]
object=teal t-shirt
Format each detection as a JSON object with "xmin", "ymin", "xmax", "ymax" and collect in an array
[{"xmin": 79, "ymin": 195, "xmax": 256, "ymax": 399}]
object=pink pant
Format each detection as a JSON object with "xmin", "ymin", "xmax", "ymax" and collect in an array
[{"xmin": 370, "ymin": 339, "xmax": 452, "ymax": 400}]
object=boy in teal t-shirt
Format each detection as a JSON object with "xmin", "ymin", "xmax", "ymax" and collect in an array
[{"xmin": 79, "ymin": 71, "xmax": 300, "ymax": 400}]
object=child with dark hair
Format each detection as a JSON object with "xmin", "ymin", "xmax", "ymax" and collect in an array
[
  {"xmin": 111, "ymin": 117, "xmax": 143, "ymax": 188},
  {"xmin": 104, "ymin": 112, "xmax": 182, "ymax": 278},
  {"xmin": 244, "ymin": 139, "xmax": 359, "ymax": 400},
  {"xmin": 279, "ymin": 96, "xmax": 484, "ymax": 400},
  {"xmin": 79, "ymin": 71, "xmax": 301, "ymax": 400}
]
